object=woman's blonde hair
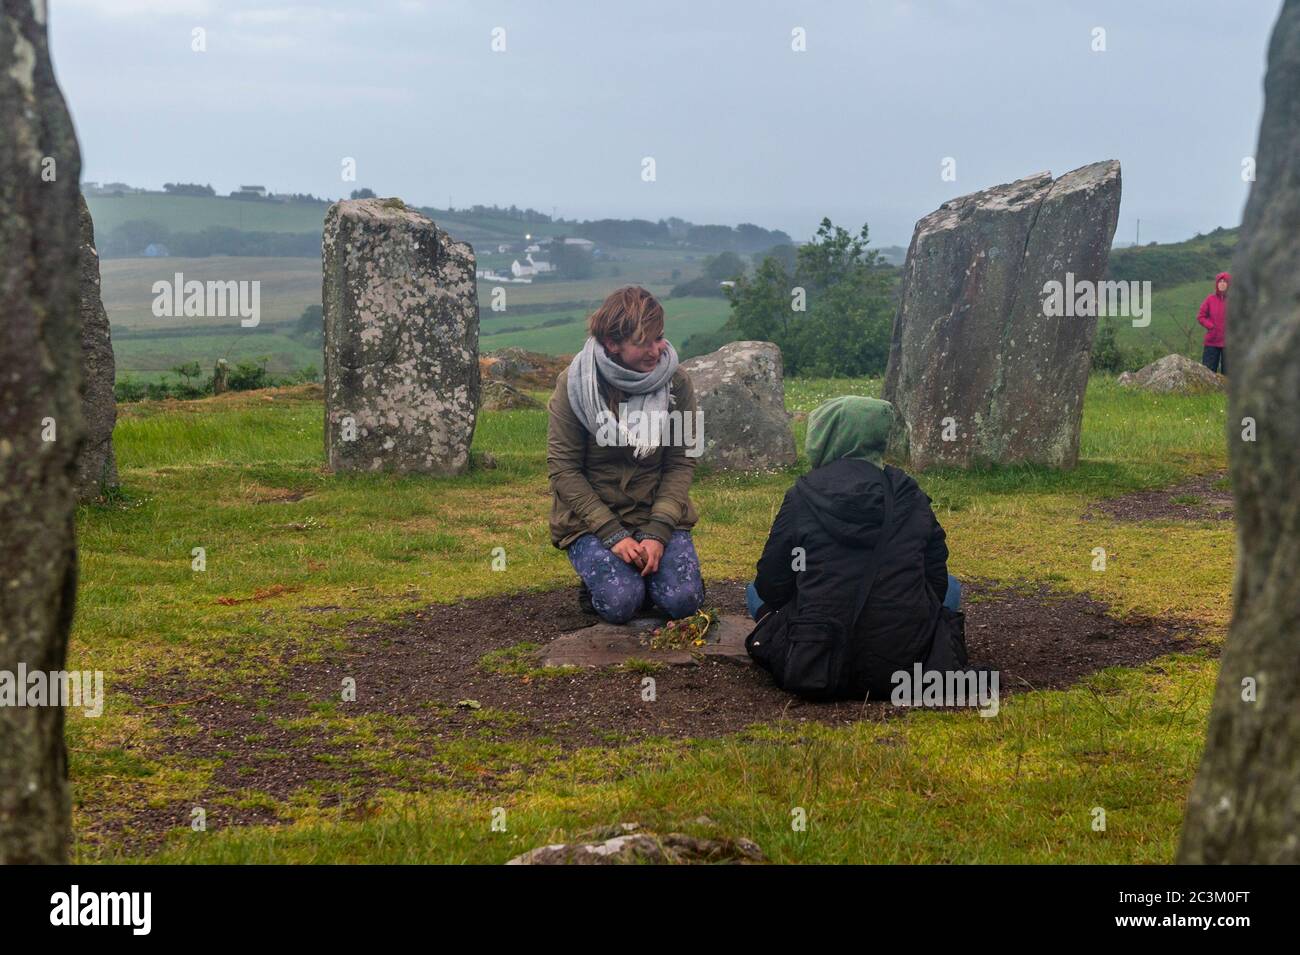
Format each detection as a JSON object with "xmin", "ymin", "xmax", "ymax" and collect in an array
[{"xmin": 587, "ymin": 286, "xmax": 664, "ymax": 345}]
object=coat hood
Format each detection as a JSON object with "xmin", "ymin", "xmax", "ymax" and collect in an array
[
  {"xmin": 794, "ymin": 457, "xmax": 918, "ymax": 548},
  {"xmin": 805, "ymin": 396, "xmax": 895, "ymax": 469},
  {"xmin": 1215, "ymin": 272, "xmax": 1231, "ymax": 296}
]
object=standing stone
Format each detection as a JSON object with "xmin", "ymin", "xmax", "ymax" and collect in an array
[
  {"xmin": 0, "ymin": 1, "xmax": 85, "ymax": 864},
  {"xmin": 1180, "ymin": 1, "xmax": 1300, "ymax": 864},
  {"xmin": 681, "ymin": 341, "xmax": 795, "ymax": 471},
  {"xmin": 212, "ymin": 358, "xmax": 229, "ymax": 395},
  {"xmin": 75, "ymin": 194, "xmax": 118, "ymax": 500},
  {"xmin": 323, "ymin": 198, "xmax": 479, "ymax": 474},
  {"xmin": 883, "ymin": 161, "xmax": 1122, "ymax": 469}
]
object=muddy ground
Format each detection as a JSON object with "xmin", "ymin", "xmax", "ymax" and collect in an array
[
  {"xmin": 1084, "ymin": 470, "xmax": 1232, "ymax": 522},
  {"xmin": 95, "ymin": 579, "xmax": 1210, "ymax": 854}
]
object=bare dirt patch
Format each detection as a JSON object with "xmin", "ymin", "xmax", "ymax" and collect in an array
[
  {"xmin": 1084, "ymin": 470, "xmax": 1233, "ymax": 522},
  {"xmin": 99, "ymin": 579, "xmax": 1208, "ymax": 853}
]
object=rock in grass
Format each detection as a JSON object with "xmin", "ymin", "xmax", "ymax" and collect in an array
[
  {"xmin": 681, "ymin": 341, "xmax": 796, "ymax": 471},
  {"xmin": 883, "ymin": 162, "xmax": 1122, "ymax": 469},
  {"xmin": 75, "ymin": 194, "xmax": 118, "ymax": 500},
  {"xmin": 507, "ymin": 825, "xmax": 764, "ymax": 864},
  {"xmin": 480, "ymin": 347, "xmax": 569, "ymax": 390},
  {"xmin": 478, "ymin": 379, "xmax": 542, "ymax": 411},
  {"xmin": 1117, "ymin": 353, "xmax": 1224, "ymax": 394},
  {"xmin": 322, "ymin": 198, "xmax": 479, "ymax": 475}
]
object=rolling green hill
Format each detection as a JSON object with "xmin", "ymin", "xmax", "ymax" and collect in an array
[
  {"xmin": 1107, "ymin": 226, "xmax": 1237, "ymax": 360},
  {"xmin": 86, "ymin": 194, "xmax": 331, "ymax": 235},
  {"xmin": 87, "ymin": 193, "xmax": 599, "ymax": 248}
]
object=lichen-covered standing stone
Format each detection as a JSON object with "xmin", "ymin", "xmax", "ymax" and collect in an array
[
  {"xmin": 883, "ymin": 162, "xmax": 1122, "ymax": 469},
  {"xmin": 75, "ymin": 194, "xmax": 118, "ymax": 500},
  {"xmin": 323, "ymin": 199, "xmax": 479, "ymax": 474},
  {"xmin": 681, "ymin": 341, "xmax": 795, "ymax": 472}
]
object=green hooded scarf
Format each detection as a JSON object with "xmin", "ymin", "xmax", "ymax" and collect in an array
[{"xmin": 805, "ymin": 395, "xmax": 895, "ymax": 470}]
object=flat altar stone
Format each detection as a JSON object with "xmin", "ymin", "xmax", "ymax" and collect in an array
[{"xmin": 540, "ymin": 613, "xmax": 755, "ymax": 669}]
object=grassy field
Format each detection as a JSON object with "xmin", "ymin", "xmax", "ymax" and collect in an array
[
  {"xmin": 112, "ymin": 330, "xmax": 321, "ymax": 382},
  {"xmin": 68, "ymin": 374, "xmax": 1231, "ymax": 863},
  {"xmin": 102, "ymin": 254, "xmax": 729, "ymax": 382},
  {"xmin": 93, "ymin": 192, "xmax": 1236, "ymax": 386},
  {"xmin": 101, "ymin": 256, "xmax": 321, "ymax": 331}
]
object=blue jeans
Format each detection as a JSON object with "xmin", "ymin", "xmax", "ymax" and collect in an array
[
  {"xmin": 745, "ymin": 575, "xmax": 961, "ymax": 621},
  {"xmin": 567, "ymin": 530, "xmax": 704, "ymax": 624},
  {"xmin": 1201, "ymin": 345, "xmax": 1226, "ymax": 375}
]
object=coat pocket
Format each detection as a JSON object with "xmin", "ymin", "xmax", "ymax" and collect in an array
[{"xmin": 783, "ymin": 620, "xmax": 840, "ymax": 699}]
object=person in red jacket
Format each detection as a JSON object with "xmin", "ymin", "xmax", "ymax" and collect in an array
[{"xmin": 1196, "ymin": 272, "xmax": 1230, "ymax": 374}]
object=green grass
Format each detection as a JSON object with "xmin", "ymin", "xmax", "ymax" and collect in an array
[
  {"xmin": 113, "ymin": 329, "xmax": 321, "ymax": 381},
  {"xmin": 70, "ymin": 374, "xmax": 1232, "ymax": 863}
]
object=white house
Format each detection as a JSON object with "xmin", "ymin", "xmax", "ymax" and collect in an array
[
  {"xmin": 563, "ymin": 237, "xmax": 595, "ymax": 249},
  {"xmin": 511, "ymin": 254, "xmax": 555, "ymax": 278}
]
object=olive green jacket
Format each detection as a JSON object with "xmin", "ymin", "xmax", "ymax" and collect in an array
[{"xmin": 547, "ymin": 366, "xmax": 700, "ymax": 549}]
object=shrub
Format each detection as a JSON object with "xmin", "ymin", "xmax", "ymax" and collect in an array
[{"xmin": 227, "ymin": 360, "xmax": 270, "ymax": 391}]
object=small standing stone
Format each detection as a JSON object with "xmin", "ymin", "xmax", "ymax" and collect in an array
[
  {"xmin": 212, "ymin": 358, "xmax": 229, "ymax": 395},
  {"xmin": 322, "ymin": 198, "xmax": 480, "ymax": 475},
  {"xmin": 74, "ymin": 194, "xmax": 118, "ymax": 500}
]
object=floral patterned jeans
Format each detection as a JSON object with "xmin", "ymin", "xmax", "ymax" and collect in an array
[{"xmin": 567, "ymin": 530, "xmax": 704, "ymax": 624}]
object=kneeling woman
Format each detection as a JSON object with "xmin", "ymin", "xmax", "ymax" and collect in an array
[
  {"xmin": 746, "ymin": 396, "xmax": 965, "ymax": 700},
  {"xmin": 547, "ymin": 287, "xmax": 705, "ymax": 624}
]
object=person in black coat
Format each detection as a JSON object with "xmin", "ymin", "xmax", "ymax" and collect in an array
[{"xmin": 744, "ymin": 395, "xmax": 966, "ymax": 700}]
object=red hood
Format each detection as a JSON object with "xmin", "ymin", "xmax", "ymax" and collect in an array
[{"xmin": 1215, "ymin": 271, "xmax": 1231, "ymax": 296}]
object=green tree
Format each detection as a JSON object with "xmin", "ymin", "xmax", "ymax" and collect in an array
[
  {"xmin": 172, "ymin": 361, "xmax": 202, "ymax": 385},
  {"xmin": 704, "ymin": 251, "xmax": 746, "ymax": 282},
  {"xmin": 549, "ymin": 240, "xmax": 594, "ymax": 279},
  {"xmin": 727, "ymin": 218, "xmax": 893, "ymax": 376}
]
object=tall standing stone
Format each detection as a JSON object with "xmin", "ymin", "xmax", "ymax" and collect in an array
[
  {"xmin": 75, "ymin": 194, "xmax": 118, "ymax": 500},
  {"xmin": 681, "ymin": 341, "xmax": 796, "ymax": 471},
  {"xmin": 0, "ymin": 0, "xmax": 85, "ymax": 864},
  {"xmin": 323, "ymin": 198, "xmax": 479, "ymax": 475},
  {"xmin": 1180, "ymin": 1, "xmax": 1300, "ymax": 864},
  {"xmin": 883, "ymin": 161, "xmax": 1121, "ymax": 469}
]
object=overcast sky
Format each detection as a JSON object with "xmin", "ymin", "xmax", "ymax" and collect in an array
[{"xmin": 52, "ymin": 0, "xmax": 1282, "ymax": 247}]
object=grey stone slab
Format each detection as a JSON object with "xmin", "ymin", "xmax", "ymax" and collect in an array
[{"xmin": 540, "ymin": 613, "xmax": 755, "ymax": 669}]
